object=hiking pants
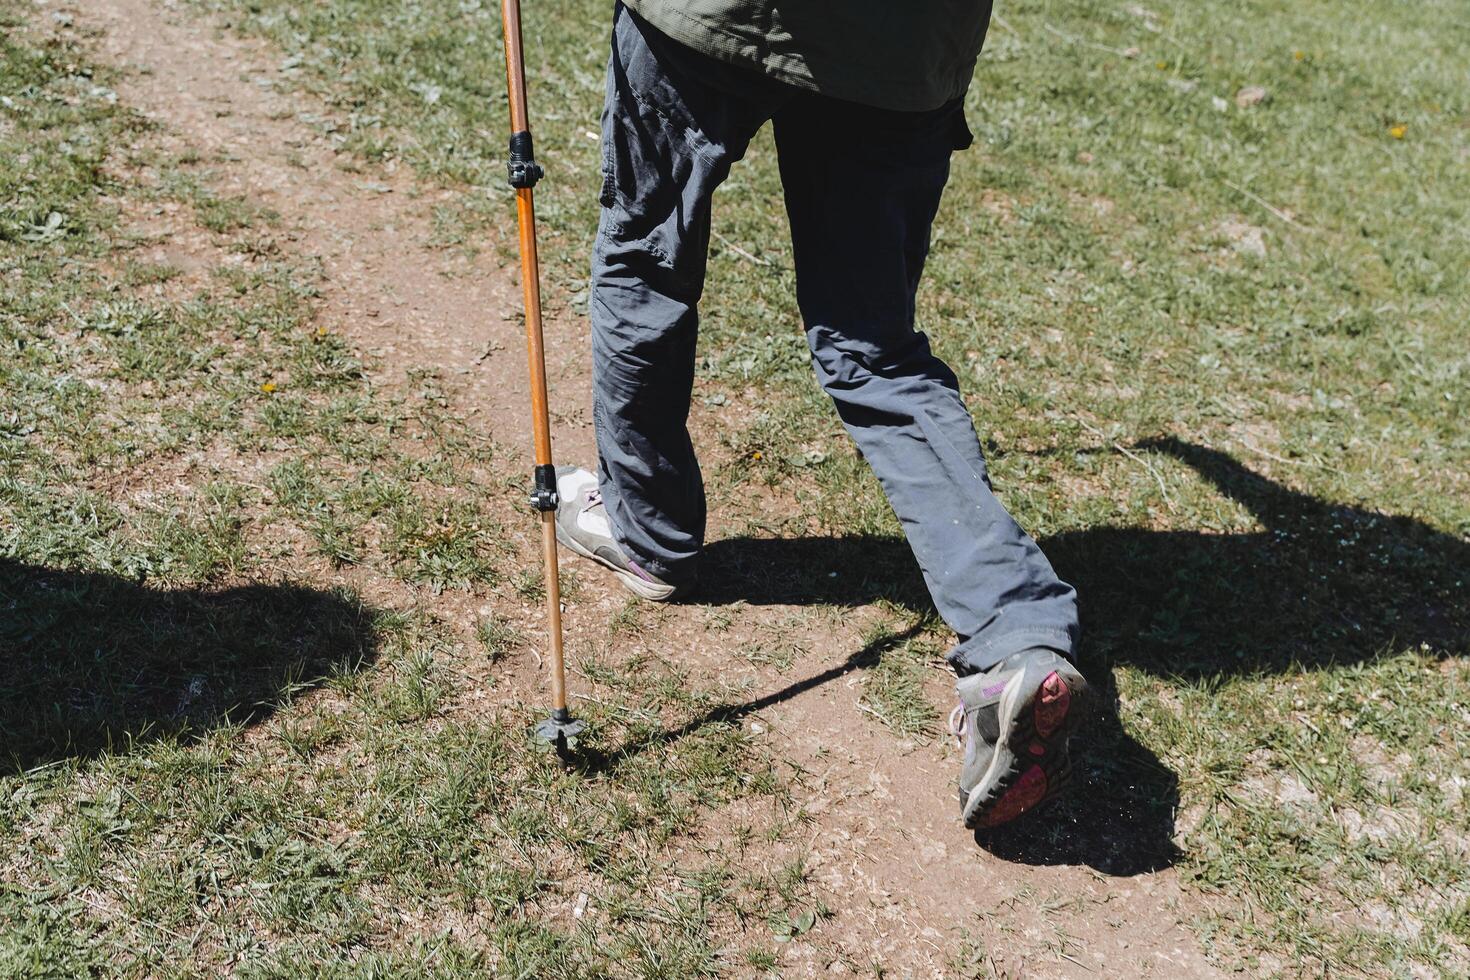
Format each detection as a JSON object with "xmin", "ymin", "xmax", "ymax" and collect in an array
[{"xmin": 590, "ymin": 4, "xmax": 1079, "ymax": 673}]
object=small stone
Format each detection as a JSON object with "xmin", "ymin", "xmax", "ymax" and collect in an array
[
  {"xmin": 1235, "ymin": 85, "xmax": 1269, "ymax": 108},
  {"xmin": 1122, "ymin": 46, "xmax": 1141, "ymax": 59},
  {"xmin": 1212, "ymin": 96, "xmax": 1229, "ymax": 112},
  {"xmin": 1218, "ymin": 219, "xmax": 1268, "ymax": 258}
]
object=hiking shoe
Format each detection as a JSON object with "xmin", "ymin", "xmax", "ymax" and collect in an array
[
  {"xmin": 553, "ymin": 467, "xmax": 684, "ymax": 602},
  {"xmin": 952, "ymin": 648, "xmax": 1088, "ymax": 829}
]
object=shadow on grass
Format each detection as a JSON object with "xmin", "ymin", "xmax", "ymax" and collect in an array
[
  {"xmin": 572, "ymin": 621, "xmax": 926, "ymax": 776},
  {"xmin": 0, "ymin": 560, "xmax": 379, "ymax": 772},
  {"xmin": 628, "ymin": 439, "xmax": 1467, "ymax": 875}
]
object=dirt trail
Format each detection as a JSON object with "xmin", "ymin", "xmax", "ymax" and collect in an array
[
  {"xmin": 82, "ymin": 0, "xmax": 596, "ymax": 467},
  {"xmin": 74, "ymin": 1, "xmax": 1226, "ymax": 974}
]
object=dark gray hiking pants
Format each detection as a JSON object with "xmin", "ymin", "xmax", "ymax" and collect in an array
[{"xmin": 591, "ymin": 5, "xmax": 1078, "ymax": 673}]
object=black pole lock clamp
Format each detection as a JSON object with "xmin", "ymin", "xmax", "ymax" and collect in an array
[
  {"xmin": 530, "ymin": 463, "xmax": 558, "ymax": 512},
  {"xmin": 507, "ymin": 130, "xmax": 544, "ymax": 189}
]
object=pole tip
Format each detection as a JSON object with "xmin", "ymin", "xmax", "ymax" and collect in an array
[{"xmin": 532, "ymin": 713, "xmax": 587, "ymax": 760}]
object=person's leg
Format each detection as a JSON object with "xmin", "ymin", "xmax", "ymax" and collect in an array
[
  {"xmin": 771, "ymin": 96, "xmax": 1079, "ymax": 674},
  {"xmin": 589, "ymin": 5, "xmax": 787, "ymax": 588}
]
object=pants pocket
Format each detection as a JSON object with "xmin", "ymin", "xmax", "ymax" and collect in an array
[{"xmin": 599, "ymin": 116, "xmax": 617, "ymax": 209}]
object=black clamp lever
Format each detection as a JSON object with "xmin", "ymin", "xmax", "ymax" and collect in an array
[
  {"xmin": 530, "ymin": 463, "xmax": 558, "ymax": 512},
  {"xmin": 507, "ymin": 130, "xmax": 544, "ymax": 189}
]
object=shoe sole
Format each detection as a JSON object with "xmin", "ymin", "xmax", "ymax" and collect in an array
[
  {"xmin": 553, "ymin": 520, "xmax": 679, "ymax": 602},
  {"xmin": 961, "ymin": 660, "xmax": 1087, "ymax": 830}
]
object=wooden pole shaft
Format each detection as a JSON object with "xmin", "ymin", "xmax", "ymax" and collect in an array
[
  {"xmin": 515, "ymin": 188, "xmax": 554, "ymax": 468},
  {"xmin": 541, "ymin": 512, "xmax": 567, "ymax": 711},
  {"xmin": 501, "ymin": 0, "xmax": 530, "ymax": 133},
  {"xmin": 502, "ymin": 0, "xmax": 568, "ymax": 715}
]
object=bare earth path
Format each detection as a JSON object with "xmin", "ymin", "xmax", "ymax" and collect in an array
[{"xmin": 73, "ymin": 1, "xmax": 1227, "ymax": 974}]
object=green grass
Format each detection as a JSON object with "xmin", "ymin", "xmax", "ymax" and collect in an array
[
  {"xmin": 1, "ymin": 8, "xmax": 811, "ymax": 974},
  {"xmin": 5, "ymin": 0, "xmax": 1468, "ymax": 974},
  {"xmin": 192, "ymin": 0, "xmax": 1468, "ymax": 973}
]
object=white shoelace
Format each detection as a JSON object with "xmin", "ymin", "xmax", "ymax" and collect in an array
[{"xmin": 948, "ymin": 703, "xmax": 967, "ymax": 749}]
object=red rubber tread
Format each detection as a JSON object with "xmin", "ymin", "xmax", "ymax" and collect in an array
[
  {"xmin": 1033, "ymin": 670, "xmax": 1071, "ymax": 739},
  {"xmin": 980, "ymin": 765, "xmax": 1048, "ymax": 827}
]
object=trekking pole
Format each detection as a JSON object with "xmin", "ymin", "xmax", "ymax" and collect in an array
[{"xmin": 500, "ymin": 0, "xmax": 584, "ymax": 759}]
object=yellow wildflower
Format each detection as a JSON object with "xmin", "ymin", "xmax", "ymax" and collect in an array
[
  {"xmin": 260, "ymin": 381, "xmax": 277, "ymax": 393},
  {"xmin": 1389, "ymin": 124, "xmax": 1407, "ymax": 140}
]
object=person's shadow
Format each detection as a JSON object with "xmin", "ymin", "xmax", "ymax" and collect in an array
[
  {"xmin": 665, "ymin": 438, "xmax": 1468, "ymax": 875},
  {"xmin": 1, "ymin": 560, "xmax": 379, "ymax": 772}
]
